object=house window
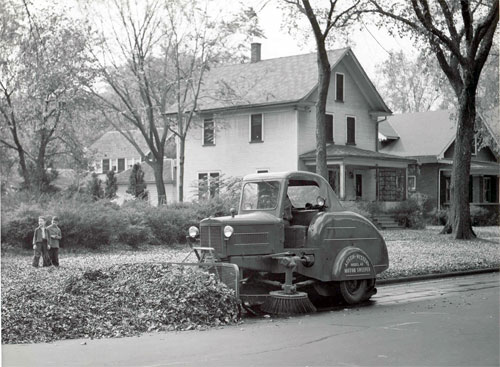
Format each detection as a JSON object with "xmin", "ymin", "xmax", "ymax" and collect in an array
[
  {"xmin": 483, "ymin": 176, "xmax": 495, "ymax": 203},
  {"xmin": 198, "ymin": 172, "xmax": 220, "ymax": 200},
  {"xmin": 445, "ymin": 176, "xmax": 451, "ymax": 203},
  {"xmin": 250, "ymin": 114, "xmax": 263, "ymax": 142},
  {"xmin": 102, "ymin": 159, "xmax": 110, "ymax": 173},
  {"xmin": 118, "ymin": 158, "xmax": 125, "ymax": 172},
  {"xmin": 325, "ymin": 114, "xmax": 334, "ymax": 143},
  {"xmin": 335, "ymin": 73, "xmax": 344, "ymax": 102},
  {"xmin": 378, "ymin": 168, "xmax": 406, "ymax": 201},
  {"xmin": 346, "ymin": 116, "xmax": 355, "ymax": 145},
  {"xmin": 203, "ymin": 118, "xmax": 215, "ymax": 145},
  {"xmin": 408, "ymin": 175, "xmax": 416, "ymax": 192}
]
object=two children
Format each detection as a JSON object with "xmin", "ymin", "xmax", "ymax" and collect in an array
[{"xmin": 32, "ymin": 216, "xmax": 62, "ymax": 267}]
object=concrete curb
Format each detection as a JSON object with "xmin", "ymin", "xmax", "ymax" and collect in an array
[{"xmin": 377, "ymin": 267, "xmax": 499, "ymax": 286}]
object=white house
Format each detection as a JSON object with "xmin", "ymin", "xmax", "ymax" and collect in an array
[{"xmin": 181, "ymin": 44, "xmax": 413, "ymax": 203}]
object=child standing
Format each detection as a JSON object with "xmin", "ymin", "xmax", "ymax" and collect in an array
[
  {"xmin": 32, "ymin": 216, "xmax": 51, "ymax": 267},
  {"xmin": 47, "ymin": 216, "xmax": 62, "ymax": 267}
]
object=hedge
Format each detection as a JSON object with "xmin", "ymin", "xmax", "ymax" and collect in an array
[{"xmin": 1, "ymin": 195, "xmax": 237, "ymax": 250}]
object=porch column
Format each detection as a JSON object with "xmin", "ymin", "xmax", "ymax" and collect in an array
[{"xmin": 339, "ymin": 163, "xmax": 346, "ymax": 200}]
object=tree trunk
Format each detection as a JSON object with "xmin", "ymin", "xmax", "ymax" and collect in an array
[
  {"xmin": 441, "ymin": 85, "xmax": 477, "ymax": 239},
  {"xmin": 35, "ymin": 137, "xmax": 47, "ymax": 192},
  {"xmin": 315, "ymin": 44, "xmax": 331, "ymax": 180},
  {"xmin": 178, "ymin": 136, "xmax": 186, "ymax": 202},
  {"xmin": 151, "ymin": 160, "xmax": 167, "ymax": 206}
]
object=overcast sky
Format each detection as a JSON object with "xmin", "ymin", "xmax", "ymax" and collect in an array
[{"xmin": 248, "ymin": 1, "xmax": 415, "ymax": 80}]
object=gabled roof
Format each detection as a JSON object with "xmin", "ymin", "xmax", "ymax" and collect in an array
[
  {"xmin": 380, "ymin": 110, "xmax": 457, "ymax": 157},
  {"xmin": 479, "ymin": 107, "xmax": 500, "ymax": 148},
  {"xmin": 90, "ymin": 129, "xmax": 175, "ymax": 159},
  {"xmin": 378, "ymin": 121, "xmax": 399, "ymax": 140},
  {"xmin": 380, "ymin": 109, "xmax": 500, "ymax": 158},
  {"xmin": 115, "ymin": 160, "xmax": 175, "ymax": 185},
  {"xmin": 300, "ymin": 144, "xmax": 413, "ymax": 162},
  {"xmin": 188, "ymin": 47, "xmax": 391, "ymax": 114},
  {"xmin": 90, "ymin": 130, "xmax": 151, "ymax": 158}
]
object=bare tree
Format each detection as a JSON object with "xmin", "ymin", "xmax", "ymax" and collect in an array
[
  {"xmin": 364, "ymin": 0, "xmax": 498, "ymax": 239},
  {"xmin": 375, "ymin": 50, "xmax": 454, "ymax": 113},
  {"xmin": 0, "ymin": 1, "xmax": 98, "ymax": 192},
  {"xmin": 282, "ymin": 0, "xmax": 361, "ymax": 180},
  {"xmin": 87, "ymin": 0, "xmax": 261, "ymax": 204}
]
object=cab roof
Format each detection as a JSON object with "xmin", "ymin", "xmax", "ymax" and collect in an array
[{"xmin": 243, "ymin": 171, "xmax": 326, "ymax": 183}]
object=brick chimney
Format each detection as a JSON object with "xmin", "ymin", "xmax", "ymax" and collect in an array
[{"xmin": 251, "ymin": 42, "xmax": 261, "ymax": 63}]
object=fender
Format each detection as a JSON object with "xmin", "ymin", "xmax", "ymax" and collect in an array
[{"xmin": 332, "ymin": 247, "xmax": 376, "ymax": 281}]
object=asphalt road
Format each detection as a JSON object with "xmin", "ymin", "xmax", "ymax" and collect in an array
[{"xmin": 3, "ymin": 272, "xmax": 499, "ymax": 367}]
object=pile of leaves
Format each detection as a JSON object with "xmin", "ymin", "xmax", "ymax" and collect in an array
[{"xmin": 2, "ymin": 263, "xmax": 239, "ymax": 344}]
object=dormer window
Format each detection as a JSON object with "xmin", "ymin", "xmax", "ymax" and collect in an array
[
  {"xmin": 203, "ymin": 118, "xmax": 215, "ymax": 145},
  {"xmin": 326, "ymin": 114, "xmax": 334, "ymax": 143},
  {"xmin": 335, "ymin": 73, "xmax": 344, "ymax": 102},
  {"xmin": 250, "ymin": 113, "xmax": 263, "ymax": 142}
]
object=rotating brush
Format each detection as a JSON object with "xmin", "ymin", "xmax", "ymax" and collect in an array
[{"xmin": 260, "ymin": 256, "xmax": 317, "ymax": 315}]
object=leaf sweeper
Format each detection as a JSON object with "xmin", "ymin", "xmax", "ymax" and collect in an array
[{"xmin": 186, "ymin": 171, "xmax": 389, "ymax": 315}]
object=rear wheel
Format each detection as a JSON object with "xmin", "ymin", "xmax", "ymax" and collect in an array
[{"xmin": 339, "ymin": 279, "xmax": 368, "ymax": 305}]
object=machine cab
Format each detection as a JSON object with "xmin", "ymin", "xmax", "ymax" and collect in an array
[{"xmin": 239, "ymin": 171, "xmax": 343, "ymax": 225}]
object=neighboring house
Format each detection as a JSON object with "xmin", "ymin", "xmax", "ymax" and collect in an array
[
  {"xmin": 89, "ymin": 130, "xmax": 147, "ymax": 176},
  {"xmin": 379, "ymin": 109, "xmax": 500, "ymax": 211},
  {"xmin": 115, "ymin": 159, "xmax": 177, "ymax": 206},
  {"xmin": 90, "ymin": 129, "xmax": 176, "ymax": 174},
  {"xmin": 182, "ymin": 43, "xmax": 413, "ymax": 204}
]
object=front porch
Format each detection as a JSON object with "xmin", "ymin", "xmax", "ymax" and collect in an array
[
  {"xmin": 438, "ymin": 160, "xmax": 500, "ymax": 210},
  {"xmin": 300, "ymin": 144, "xmax": 415, "ymax": 204}
]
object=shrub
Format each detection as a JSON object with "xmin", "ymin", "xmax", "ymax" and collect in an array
[
  {"xmin": 470, "ymin": 205, "xmax": 499, "ymax": 226},
  {"xmin": 1, "ymin": 204, "xmax": 44, "ymax": 249},
  {"xmin": 104, "ymin": 171, "xmax": 118, "ymax": 199},
  {"xmin": 143, "ymin": 206, "xmax": 197, "ymax": 246},
  {"xmin": 47, "ymin": 200, "xmax": 124, "ymax": 249},
  {"xmin": 408, "ymin": 192, "xmax": 434, "ymax": 218},
  {"xmin": 341, "ymin": 201, "xmax": 371, "ymax": 219},
  {"xmin": 390, "ymin": 198, "xmax": 426, "ymax": 229},
  {"xmin": 117, "ymin": 224, "xmax": 151, "ymax": 247},
  {"xmin": 434, "ymin": 209, "xmax": 448, "ymax": 225},
  {"xmin": 433, "ymin": 206, "xmax": 499, "ymax": 227}
]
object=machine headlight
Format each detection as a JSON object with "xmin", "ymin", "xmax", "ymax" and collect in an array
[
  {"xmin": 223, "ymin": 225, "xmax": 234, "ymax": 238},
  {"xmin": 316, "ymin": 196, "xmax": 326, "ymax": 207},
  {"xmin": 188, "ymin": 226, "xmax": 199, "ymax": 238}
]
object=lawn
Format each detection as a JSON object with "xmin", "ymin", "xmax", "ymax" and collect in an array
[
  {"xmin": 2, "ymin": 226, "xmax": 499, "ymax": 344},
  {"xmin": 378, "ymin": 226, "xmax": 499, "ymax": 279}
]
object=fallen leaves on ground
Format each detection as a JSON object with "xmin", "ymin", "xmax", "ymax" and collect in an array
[
  {"xmin": 2, "ymin": 226, "xmax": 499, "ymax": 344},
  {"xmin": 378, "ymin": 226, "xmax": 500, "ymax": 279},
  {"xmin": 2, "ymin": 259, "xmax": 239, "ymax": 344}
]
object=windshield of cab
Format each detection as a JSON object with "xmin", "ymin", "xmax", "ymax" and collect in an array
[{"xmin": 241, "ymin": 181, "xmax": 280, "ymax": 210}]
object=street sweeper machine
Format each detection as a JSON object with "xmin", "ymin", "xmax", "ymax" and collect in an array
[{"xmin": 186, "ymin": 171, "xmax": 389, "ymax": 315}]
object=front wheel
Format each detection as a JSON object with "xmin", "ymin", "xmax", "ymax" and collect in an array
[{"xmin": 339, "ymin": 279, "xmax": 368, "ymax": 305}]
